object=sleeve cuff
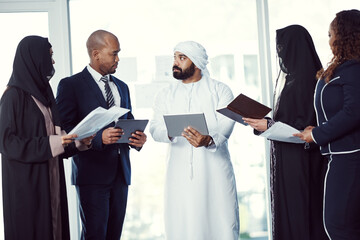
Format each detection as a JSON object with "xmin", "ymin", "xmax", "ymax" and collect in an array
[
  {"xmin": 49, "ymin": 135, "xmax": 65, "ymax": 157},
  {"xmin": 205, "ymin": 142, "xmax": 216, "ymax": 152},
  {"xmin": 310, "ymin": 131, "xmax": 317, "ymax": 144},
  {"xmin": 205, "ymin": 134, "xmax": 219, "ymax": 152},
  {"xmin": 170, "ymin": 137, "xmax": 178, "ymax": 143}
]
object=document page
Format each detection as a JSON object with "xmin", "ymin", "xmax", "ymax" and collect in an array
[
  {"xmin": 260, "ymin": 121, "xmax": 305, "ymax": 143},
  {"xmin": 69, "ymin": 106, "xmax": 130, "ymax": 139}
]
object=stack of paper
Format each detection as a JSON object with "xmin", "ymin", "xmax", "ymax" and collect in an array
[{"xmin": 69, "ymin": 106, "xmax": 129, "ymax": 139}]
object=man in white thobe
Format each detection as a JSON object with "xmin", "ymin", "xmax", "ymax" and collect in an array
[{"xmin": 150, "ymin": 41, "xmax": 239, "ymax": 240}]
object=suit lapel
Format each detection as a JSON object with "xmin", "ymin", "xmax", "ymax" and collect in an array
[
  {"xmin": 111, "ymin": 76, "xmax": 133, "ymax": 119},
  {"xmin": 81, "ymin": 68, "xmax": 108, "ymax": 109},
  {"xmin": 110, "ymin": 75, "xmax": 125, "ymax": 108}
]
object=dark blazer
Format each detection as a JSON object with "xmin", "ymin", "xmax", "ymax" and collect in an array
[
  {"xmin": 56, "ymin": 67, "xmax": 133, "ymax": 185},
  {"xmin": 312, "ymin": 60, "xmax": 360, "ymax": 155}
]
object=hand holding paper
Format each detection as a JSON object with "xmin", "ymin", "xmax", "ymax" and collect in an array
[
  {"xmin": 69, "ymin": 106, "xmax": 129, "ymax": 139},
  {"xmin": 61, "ymin": 134, "xmax": 77, "ymax": 147},
  {"xmin": 293, "ymin": 126, "xmax": 315, "ymax": 143},
  {"xmin": 80, "ymin": 134, "xmax": 95, "ymax": 146},
  {"xmin": 260, "ymin": 122, "xmax": 305, "ymax": 143}
]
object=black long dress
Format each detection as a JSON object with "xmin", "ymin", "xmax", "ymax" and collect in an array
[
  {"xmin": 0, "ymin": 36, "xmax": 76, "ymax": 240},
  {"xmin": 270, "ymin": 25, "xmax": 328, "ymax": 240}
]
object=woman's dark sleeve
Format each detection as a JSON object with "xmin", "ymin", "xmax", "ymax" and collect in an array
[{"xmin": 0, "ymin": 89, "xmax": 53, "ymax": 163}]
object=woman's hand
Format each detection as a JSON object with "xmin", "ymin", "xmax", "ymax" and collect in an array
[
  {"xmin": 242, "ymin": 118, "xmax": 268, "ymax": 132},
  {"xmin": 293, "ymin": 126, "xmax": 315, "ymax": 143},
  {"xmin": 61, "ymin": 134, "xmax": 77, "ymax": 147},
  {"xmin": 80, "ymin": 134, "xmax": 95, "ymax": 146}
]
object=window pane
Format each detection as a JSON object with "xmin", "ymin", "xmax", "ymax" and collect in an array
[
  {"xmin": 69, "ymin": 1, "xmax": 268, "ymax": 239},
  {"xmin": 0, "ymin": 12, "xmax": 48, "ymax": 96},
  {"xmin": 268, "ymin": 0, "xmax": 359, "ymax": 78}
]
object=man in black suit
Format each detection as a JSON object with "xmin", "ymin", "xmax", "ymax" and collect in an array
[{"xmin": 56, "ymin": 30, "xmax": 147, "ymax": 240}]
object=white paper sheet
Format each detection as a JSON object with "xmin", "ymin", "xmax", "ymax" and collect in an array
[
  {"xmin": 69, "ymin": 106, "xmax": 129, "ymax": 139},
  {"xmin": 260, "ymin": 121, "xmax": 305, "ymax": 143}
]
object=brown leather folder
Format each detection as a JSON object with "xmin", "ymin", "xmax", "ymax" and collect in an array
[{"xmin": 217, "ymin": 93, "xmax": 272, "ymax": 125}]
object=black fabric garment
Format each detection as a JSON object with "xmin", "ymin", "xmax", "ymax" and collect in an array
[
  {"xmin": 274, "ymin": 25, "xmax": 322, "ymax": 128},
  {"xmin": 0, "ymin": 36, "xmax": 73, "ymax": 240},
  {"xmin": 0, "ymin": 87, "xmax": 72, "ymax": 240},
  {"xmin": 270, "ymin": 25, "xmax": 329, "ymax": 240},
  {"xmin": 8, "ymin": 35, "xmax": 60, "ymax": 126}
]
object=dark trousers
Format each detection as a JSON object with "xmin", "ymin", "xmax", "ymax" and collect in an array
[
  {"xmin": 76, "ymin": 170, "xmax": 128, "ymax": 240},
  {"xmin": 324, "ymin": 152, "xmax": 360, "ymax": 239}
]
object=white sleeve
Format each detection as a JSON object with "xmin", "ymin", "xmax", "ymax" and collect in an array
[
  {"xmin": 149, "ymin": 89, "xmax": 172, "ymax": 143},
  {"xmin": 209, "ymin": 83, "xmax": 235, "ymax": 151}
]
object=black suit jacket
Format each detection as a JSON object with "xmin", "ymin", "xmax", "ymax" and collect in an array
[
  {"xmin": 312, "ymin": 60, "xmax": 360, "ymax": 154},
  {"xmin": 56, "ymin": 67, "xmax": 133, "ymax": 185}
]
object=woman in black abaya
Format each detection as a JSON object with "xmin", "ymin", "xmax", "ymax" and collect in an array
[
  {"xmin": 243, "ymin": 25, "xmax": 328, "ymax": 240},
  {"xmin": 0, "ymin": 36, "xmax": 92, "ymax": 240}
]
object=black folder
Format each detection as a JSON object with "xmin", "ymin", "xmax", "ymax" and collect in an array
[{"xmin": 217, "ymin": 93, "xmax": 272, "ymax": 125}]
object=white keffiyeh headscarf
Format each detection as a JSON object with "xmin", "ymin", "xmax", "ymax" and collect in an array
[{"xmin": 174, "ymin": 41, "xmax": 210, "ymax": 78}]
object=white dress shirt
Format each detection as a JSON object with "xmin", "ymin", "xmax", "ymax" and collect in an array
[{"xmin": 87, "ymin": 65, "xmax": 121, "ymax": 107}]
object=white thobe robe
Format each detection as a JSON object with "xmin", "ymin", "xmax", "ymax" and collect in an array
[{"xmin": 150, "ymin": 76, "xmax": 239, "ymax": 240}]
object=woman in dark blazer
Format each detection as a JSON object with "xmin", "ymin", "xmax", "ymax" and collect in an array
[{"xmin": 295, "ymin": 9, "xmax": 360, "ymax": 239}]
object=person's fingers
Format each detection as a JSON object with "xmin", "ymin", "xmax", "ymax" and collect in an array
[
  {"xmin": 183, "ymin": 128, "xmax": 192, "ymax": 137},
  {"xmin": 186, "ymin": 127, "xmax": 197, "ymax": 135},
  {"xmin": 66, "ymin": 134, "xmax": 77, "ymax": 139}
]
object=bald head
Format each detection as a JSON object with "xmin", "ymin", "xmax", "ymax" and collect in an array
[
  {"xmin": 86, "ymin": 30, "xmax": 118, "ymax": 58},
  {"xmin": 86, "ymin": 30, "xmax": 120, "ymax": 76}
]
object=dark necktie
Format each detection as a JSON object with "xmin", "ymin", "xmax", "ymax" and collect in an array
[{"xmin": 101, "ymin": 76, "xmax": 115, "ymax": 108}]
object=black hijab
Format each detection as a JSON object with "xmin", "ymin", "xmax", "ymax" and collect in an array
[
  {"xmin": 274, "ymin": 25, "xmax": 322, "ymax": 129},
  {"xmin": 7, "ymin": 36, "xmax": 60, "ymax": 126}
]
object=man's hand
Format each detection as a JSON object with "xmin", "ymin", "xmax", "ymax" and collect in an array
[
  {"xmin": 129, "ymin": 131, "xmax": 147, "ymax": 148},
  {"xmin": 182, "ymin": 126, "xmax": 212, "ymax": 148},
  {"xmin": 102, "ymin": 127, "xmax": 124, "ymax": 145}
]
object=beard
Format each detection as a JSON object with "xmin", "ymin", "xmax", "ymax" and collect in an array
[{"xmin": 173, "ymin": 63, "xmax": 195, "ymax": 80}]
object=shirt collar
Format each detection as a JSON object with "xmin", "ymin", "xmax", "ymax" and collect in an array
[{"xmin": 87, "ymin": 65, "xmax": 109, "ymax": 82}]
